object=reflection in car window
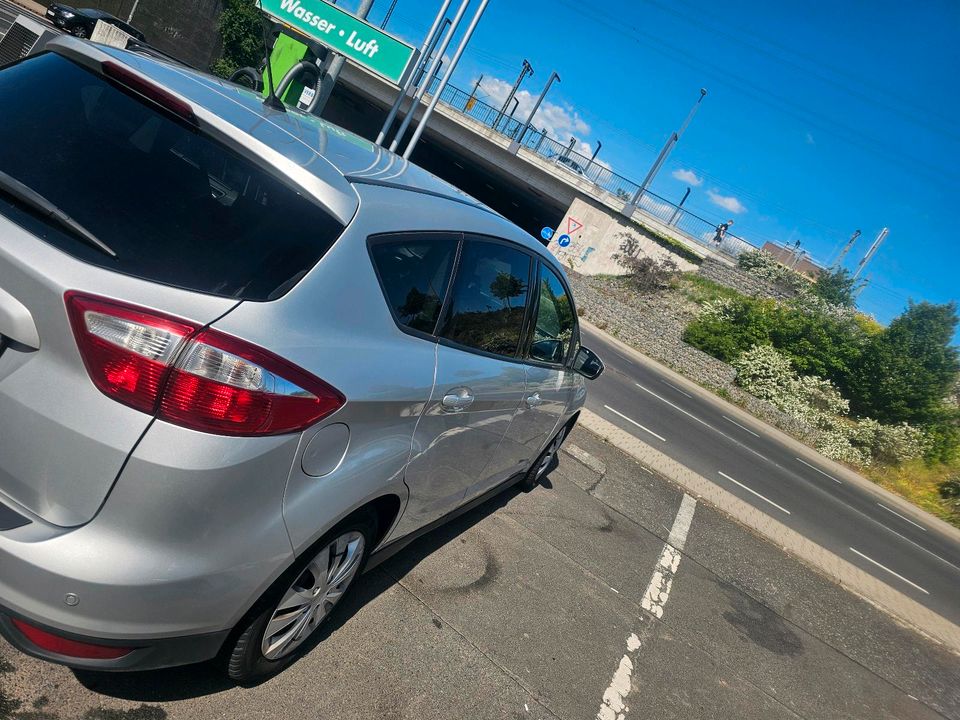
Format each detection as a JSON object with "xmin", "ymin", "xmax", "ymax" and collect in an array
[
  {"xmin": 370, "ymin": 236, "xmax": 456, "ymax": 334},
  {"xmin": 530, "ymin": 265, "xmax": 575, "ymax": 364},
  {"xmin": 440, "ymin": 240, "xmax": 531, "ymax": 357}
]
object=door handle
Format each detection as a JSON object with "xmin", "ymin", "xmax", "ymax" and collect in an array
[
  {"xmin": 525, "ymin": 392, "xmax": 542, "ymax": 408},
  {"xmin": 441, "ymin": 388, "xmax": 475, "ymax": 412}
]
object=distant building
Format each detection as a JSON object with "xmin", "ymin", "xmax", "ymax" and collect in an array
[{"xmin": 761, "ymin": 242, "xmax": 823, "ymax": 280}]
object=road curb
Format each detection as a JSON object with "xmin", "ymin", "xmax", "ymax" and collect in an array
[
  {"xmin": 579, "ymin": 408, "xmax": 960, "ymax": 655},
  {"xmin": 579, "ymin": 317, "xmax": 960, "ymax": 545}
]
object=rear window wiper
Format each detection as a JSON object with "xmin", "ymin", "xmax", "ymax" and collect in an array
[{"xmin": 0, "ymin": 170, "xmax": 117, "ymax": 259}]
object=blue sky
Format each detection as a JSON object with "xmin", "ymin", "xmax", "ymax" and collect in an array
[{"xmin": 348, "ymin": 0, "xmax": 959, "ymax": 334}]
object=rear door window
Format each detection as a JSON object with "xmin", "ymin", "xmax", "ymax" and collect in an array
[
  {"xmin": 439, "ymin": 238, "xmax": 532, "ymax": 358},
  {"xmin": 528, "ymin": 263, "xmax": 576, "ymax": 364},
  {"xmin": 369, "ymin": 234, "xmax": 458, "ymax": 335},
  {"xmin": 0, "ymin": 53, "xmax": 345, "ymax": 301}
]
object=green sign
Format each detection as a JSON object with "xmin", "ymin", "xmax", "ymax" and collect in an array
[{"xmin": 261, "ymin": 0, "xmax": 417, "ymax": 85}]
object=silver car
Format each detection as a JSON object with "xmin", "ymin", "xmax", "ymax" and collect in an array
[{"xmin": 0, "ymin": 38, "xmax": 602, "ymax": 680}]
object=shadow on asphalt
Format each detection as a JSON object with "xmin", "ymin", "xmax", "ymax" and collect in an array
[{"xmin": 73, "ymin": 463, "xmax": 559, "ymax": 702}]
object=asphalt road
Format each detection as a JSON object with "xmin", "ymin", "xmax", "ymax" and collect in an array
[{"xmin": 581, "ymin": 325, "xmax": 960, "ymax": 623}]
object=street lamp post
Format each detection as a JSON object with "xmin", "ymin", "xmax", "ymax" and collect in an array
[
  {"xmin": 624, "ymin": 88, "xmax": 707, "ymax": 217},
  {"xmin": 509, "ymin": 70, "xmax": 559, "ymax": 154}
]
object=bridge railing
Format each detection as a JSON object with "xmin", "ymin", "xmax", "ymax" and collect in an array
[{"xmin": 423, "ymin": 77, "xmax": 758, "ymax": 260}]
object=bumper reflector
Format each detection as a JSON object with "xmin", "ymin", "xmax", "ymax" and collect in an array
[{"xmin": 12, "ymin": 618, "xmax": 134, "ymax": 660}]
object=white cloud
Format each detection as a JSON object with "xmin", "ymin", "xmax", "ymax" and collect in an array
[
  {"xmin": 805, "ymin": 131, "xmax": 816, "ymax": 145},
  {"xmin": 707, "ymin": 189, "xmax": 747, "ymax": 214},
  {"xmin": 478, "ymin": 75, "xmax": 592, "ymax": 149},
  {"xmin": 671, "ymin": 168, "xmax": 703, "ymax": 186}
]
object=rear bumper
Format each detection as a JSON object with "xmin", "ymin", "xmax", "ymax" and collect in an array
[{"xmin": 0, "ymin": 609, "xmax": 228, "ymax": 671}]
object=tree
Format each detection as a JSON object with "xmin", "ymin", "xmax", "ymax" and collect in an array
[
  {"xmin": 848, "ymin": 301, "xmax": 960, "ymax": 424},
  {"xmin": 490, "ymin": 272, "xmax": 526, "ymax": 309},
  {"xmin": 812, "ymin": 267, "xmax": 862, "ymax": 307},
  {"xmin": 211, "ymin": 0, "xmax": 264, "ymax": 79}
]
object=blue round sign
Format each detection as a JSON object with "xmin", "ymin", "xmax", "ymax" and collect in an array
[
  {"xmin": 557, "ymin": 234, "xmax": 572, "ymax": 247},
  {"xmin": 541, "ymin": 227, "xmax": 555, "ymax": 241}
]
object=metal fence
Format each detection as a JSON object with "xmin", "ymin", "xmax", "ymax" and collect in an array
[{"xmin": 423, "ymin": 76, "xmax": 759, "ymax": 260}]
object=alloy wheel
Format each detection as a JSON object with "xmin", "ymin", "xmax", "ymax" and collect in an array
[{"xmin": 260, "ymin": 531, "xmax": 365, "ymax": 660}]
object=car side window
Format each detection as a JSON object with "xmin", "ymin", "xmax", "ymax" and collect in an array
[
  {"xmin": 369, "ymin": 234, "xmax": 458, "ymax": 334},
  {"xmin": 439, "ymin": 238, "xmax": 532, "ymax": 357},
  {"xmin": 529, "ymin": 264, "xmax": 575, "ymax": 364}
]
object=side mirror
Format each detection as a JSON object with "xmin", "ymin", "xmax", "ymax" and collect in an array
[{"xmin": 573, "ymin": 346, "xmax": 604, "ymax": 380}]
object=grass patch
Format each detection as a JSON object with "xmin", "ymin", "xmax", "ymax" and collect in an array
[
  {"xmin": 865, "ymin": 460, "xmax": 960, "ymax": 529},
  {"xmin": 634, "ymin": 223, "xmax": 705, "ymax": 265},
  {"xmin": 675, "ymin": 273, "xmax": 746, "ymax": 305}
]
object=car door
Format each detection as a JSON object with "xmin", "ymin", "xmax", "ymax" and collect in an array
[
  {"xmin": 511, "ymin": 260, "xmax": 580, "ymax": 461},
  {"xmin": 401, "ymin": 237, "xmax": 532, "ymax": 526}
]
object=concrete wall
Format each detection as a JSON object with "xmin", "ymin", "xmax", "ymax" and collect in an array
[
  {"xmin": 548, "ymin": 197, "xmax": 701, "ymax": 275},
  {"xmin": 84, "ymin": 0, "xmax": 223, "ymax": 69}
]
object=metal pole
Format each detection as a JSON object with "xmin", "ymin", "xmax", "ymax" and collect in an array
[
  {"xmin": 376, "ymin": 0, "xmax": 451, "ymax": 146},
  {"xmin": 509, "ymin": 71, "xmax": 559, "ymax": 154},
  {"xmin": 402, "ymin": 0, "xmax": 489, "ymax": 160},
  {"xmin": 390, "ymin": 0, "xmax": 469, "ymax": 153},
  {"xmin": 493, "ymin": 59, "xmax": 532, "ymax": 132},
  {"xmin": 468, "ymin": 74, "xmax": 483, "ymax": 101},
  {"xmin": 853, "ymin": 228, "xmax": 889, "ymax": 279},
  {"xmin": 667, "ymin": 187, "xmax": 691, "ymax": 226},
  {"xmin": 626, "ymin": 88, "xmax": 707, "ymax": 213},
  {"xmin": 381, "ymin": 0, "xmax": 399, "ymax": 28},
  {"xmin": 412, "ymin": 18, "xmax": 451, "ymax": 90},
  {"xmin": 590, "ymin": 140, "xmax": 602, "ymax": 162},
  {"xmin": 312, "ymin": 0, "xmax": 375, "ymax": 116},
  {"xmin": 126, "ymin": 0, "xmax": 140, "ymax": 23},
  {"xmin": 834, "ymin": 229, "xmax": 861, "ymax": 267}
]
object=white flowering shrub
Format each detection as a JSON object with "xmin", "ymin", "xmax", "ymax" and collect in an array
[
  {"xmin": 732, "ymin": 345, "xmax": 925, "ymax": 466},
  {"xmin": 699, "ymin": 297, "xmax": 736, "ymax": 322},
  {"xmin": 736, "ymin": 250, "xmax": 806, "ymax": 292},
  {"xmin": 789, "ymin": 290, "xmax": 860, "ymax": 323}
]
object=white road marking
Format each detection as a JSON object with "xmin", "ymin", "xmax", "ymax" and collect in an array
[
  {"xmin": 879, "ymin": 524, "xmax": 960, "ymax": 573},
  {"xmin": 718, "ymin": 471, "xmax": 791, "ymax": 515},
  {"xmin": 597, "ymin": 495, "xmax": 697, "ymax": 720},
  {"xmin": 876, "ymin": 503, "xmax": 927, "ymax": 532},
  {"xmin": 635, "ymin": 383, "xmax": 711, "ymax": 429},
  {"xmin": 849, "ymin": 547, "xmax": 930, "ymax": 595},
  {"xmin": 722, "ymin": 415, "xmax": 760, "ymax": 438},
  {"xmin": 564, "ymin": 443, "xmax": 607, "ymax": 476},
  {"xmin": 659, "ymin": 378, "xmax": 692, "ymax": 398},
  {"xmin": 795, "ymin": 457, "xmax": 842, "ymax": 484},
  {"xmin": 603, "ymin": 405, "xmax": 667, "ymax": 442}
]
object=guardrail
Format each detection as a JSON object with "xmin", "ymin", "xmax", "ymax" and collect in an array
[{"xmin": 424, "ymin": 76, "xmax": 760, "ymax": 260}]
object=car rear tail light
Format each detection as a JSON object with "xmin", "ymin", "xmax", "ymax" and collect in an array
[
  {"xmin": 12, "ymin": 618, "xmax": 134, "ymax": 660},
  {"xmin": 65, "ymin": 293, "xmax": 344, "ymax": 436}
]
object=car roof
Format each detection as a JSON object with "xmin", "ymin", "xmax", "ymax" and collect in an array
[{"xmin": 48, "ymin": 39, "xmax": 493, "ymax": 215}]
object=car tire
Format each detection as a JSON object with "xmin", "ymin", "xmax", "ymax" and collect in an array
[
  {"xmin": 222, "ymin": 509, "xmax": 378, "ymax": 683},
  {"xmin": 73, "ymin": 26, "xmax": 89, "ymax": 38},
  {"xmin": 518, "ymin": 424, "xmax": 568, "ymax": 492}
]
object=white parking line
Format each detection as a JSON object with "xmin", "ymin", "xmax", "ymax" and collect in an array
[
  {"xmin": 718, "ymin": 471, "xmax": 791, "ymax": 515},
  {"xmin": 659, "ymin": 378, "xmax": 692, "ymax": 398},
  {"xmin": 597, "ymin": 494, "xmax": 697, "ymax": 720},
  {"xmin": 795, "ymin": 457, "xmax": 842, "ymax": 484},
  {"xmin": 722, "ymin": 415, "xmax": 760, "ymax": 438},
  {"xmin": 603, "ymin": 405, "xmax": 667, "ymax": 442},
  {"xmin": 876, "ymin": 503, "xmax": 927, "ymax": 532},
  {"xmin": 849, "ymin": 547, "xmax": 929, "ymax": 595}
]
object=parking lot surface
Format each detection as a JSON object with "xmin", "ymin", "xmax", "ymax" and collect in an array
[{"xmin": 2, "ymin": 426, "xmax": 957, "ymax": 720}]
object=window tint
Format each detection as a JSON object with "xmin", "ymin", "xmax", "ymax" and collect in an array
[
  {"xmin": 440, "ymin": 239, "xmax": 531, "ymax": 357},
  {"xmin": 0, "ymin": 53, "xmax": 344, "ymax": 301},
  {"xmin": 529, "ymin": 264, "xmax": 575, "ymax": 364},
  {"xmin": 370, "ymin": 235, "xmax": 456, "ymax": 334}
]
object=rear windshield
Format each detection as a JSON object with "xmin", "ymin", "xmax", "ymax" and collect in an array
[{"xmin": 0, "ymin": 53, "xmax": 345, "ymax": 301}]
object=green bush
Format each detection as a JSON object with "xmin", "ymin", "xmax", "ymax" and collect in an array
[{"xmin": 211, "ymin": 0, "xmax": 264, "ymax": 79}]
